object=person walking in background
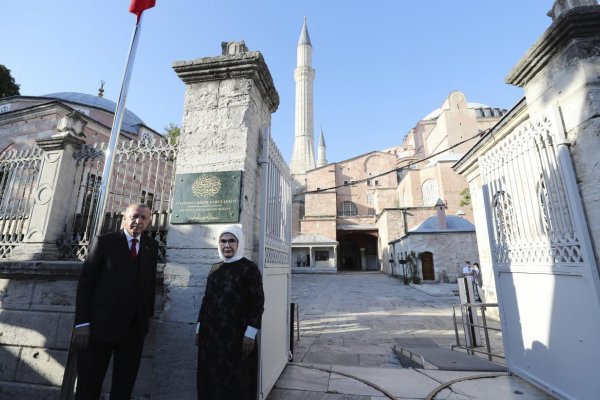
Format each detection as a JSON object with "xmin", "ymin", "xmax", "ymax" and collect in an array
[
  {"xmin": 462, "ymin": 261, "xmax": 473, "ymax": 281},
  {"xmin": 72, "ymin": 203, "xmax": 158, "ymax": 399},
  {"xmin": 196, "ymin": 225, "xmax": 265, "ymax": 400},
  {"xmin": 472, "ymin": 262, "xmax": 483, "ymax": 301},
  {"xmin": 462, "ymin": 260, "xmax": 477, "ymax": 300}
]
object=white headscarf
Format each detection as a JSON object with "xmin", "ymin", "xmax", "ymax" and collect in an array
[{"xmin": 217, "ymin": 224, "xmax": 244, "ymax": 263}]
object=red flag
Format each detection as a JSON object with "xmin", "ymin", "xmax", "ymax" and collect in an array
[{"xmin": 129, "ymin": 0, "xmax": 156, "ymax": 21}]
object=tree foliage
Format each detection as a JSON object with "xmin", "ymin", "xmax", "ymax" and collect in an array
[
  {"xmin": 459, "ymin": 187, "xmax": 471, "ymax": 207},
  {"xmin": 164, "ymin": 122, "xmax": 180, "ymax": 144},
  {"xmin": 406, "ymin": 251, "xmax": 422, "ymax": 284},
  {"xmin": 0, "ymin": 65, "xmax": 20, "ymax": 98}
]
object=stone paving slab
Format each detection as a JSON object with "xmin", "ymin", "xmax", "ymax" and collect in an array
[
  {"xmin": 268, "ymin": 388, "xmax": 371, "ymax": 400},
  {"xmin": 272, "ymin": 273, "xmax": 553, "ymax": 400},
  {"xmin": 394, "ymin": 338, "xmax": 506, "ymax": 372}
]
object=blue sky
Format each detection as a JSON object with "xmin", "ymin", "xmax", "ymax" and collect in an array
[{"xmin": 4, "ymin": 1, "xmax": 554, "ymax": 163}]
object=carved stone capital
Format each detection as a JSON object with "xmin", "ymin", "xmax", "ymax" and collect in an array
[
  {"xmin": 55, "ymin": 110, "xmax": 87, "ymax": 136},
  {"xmin": 173, "ymin": 51, "xmax": 280, "ymax": 112},
  {"xmin": 36, "ymin": 131, "xmax": 85, "ymax": 151},
  {"xmin": 507, "ymin": 6, "xmax": 600, "ymax": 87}
]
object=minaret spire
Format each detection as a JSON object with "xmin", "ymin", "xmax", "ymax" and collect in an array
[
  {"xmin": 290, "ymin": 17, "xmax": 316, "ymax": 192},
  {"xmin": 317, "ymin": 128, "xmax": 327, "ymax": 167}
]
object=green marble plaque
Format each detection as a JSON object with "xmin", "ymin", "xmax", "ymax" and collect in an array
[{"xmin": 171, "ymin": 171, "xmax": 242, "ymax": 224}]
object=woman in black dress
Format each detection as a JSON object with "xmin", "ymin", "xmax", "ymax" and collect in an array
[{"xmin": 196, "ymin": 225, "xmax": 265, "ymax": 400}]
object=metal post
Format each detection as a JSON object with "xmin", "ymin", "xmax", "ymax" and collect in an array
[
  {"xmin": 296, "ymin": 303, "xmax": 300, "ymax": 343},
  {"xmin": 480, "ymin": 305, "xmax": 492, "ymax": 361},
  {"xmin": 257, "ymin": 127, "xmax": 270, "ymax": 273},
  {"xmin": 90, "ymin": 15, "xmax": 144, "ymax": 238},
  {"xmin": 452, "ymin": 305, "xmax": 461, "ymax": 348},
  {"xmin": 257, "ymin": 127, "xmax": 270, "ymax": 400},
  {"xmin": 289, "ymin": 302, "xmax": 295, "ymax": 357}
]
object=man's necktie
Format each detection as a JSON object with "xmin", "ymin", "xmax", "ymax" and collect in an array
[{"xmin": 131, "ymin": 238, "xmax": 138, "ymax": 259}]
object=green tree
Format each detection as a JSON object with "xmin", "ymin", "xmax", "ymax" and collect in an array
[
  {"xmin": 164, "ymin": 123, "xmax": 180, "ymax": 144},
  {"xmin": 459, "ymin": 187, "xmax": 471, "ymax": 207},
  {"xmin": 406, "ymin": 251, "xmax": 422, "ymax": 285},
  {"xmin": 0, "ymin": 65, "xmax": 20, "ymax": 98}
]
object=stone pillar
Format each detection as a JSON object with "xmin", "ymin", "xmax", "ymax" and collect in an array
[
  {"xmin": 10, "ymin": 113, "xmax": 85, "ymax": 260},
  {"xmin": 333, "ymin": 246, "xmax": 338, "ymax": 269},
  {"xmin": 360, "ymin": 248, "xmax": 366, "ymax": 271},
  {"xmin": 151, "ymin": 41, "xmax": 279, "ymax": 399}
]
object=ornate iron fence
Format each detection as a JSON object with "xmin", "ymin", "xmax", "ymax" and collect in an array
[
  {"xmin": 480, "ymin": 117, "xmax": 583, "ymax": 267},
  {"xmin": 59, "ymin": 137, "xmax": 178, "ymax": 261},
  {"xmin": 0, "ymin": 146, "xmax": 43, "ymax": 258}
]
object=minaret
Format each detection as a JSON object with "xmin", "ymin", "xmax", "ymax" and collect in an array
[
  {"xmin": 290, "ymin": 17, "xmax": 316, "ymax": 192},
  {"xmin": 317, "ymin": 128, "xmax": 327, "ymax": 167}
]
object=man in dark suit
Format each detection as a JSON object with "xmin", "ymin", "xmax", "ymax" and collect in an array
[{"xmin": 72, "ymin": 203, "xmax": 158, "ymax": 399}]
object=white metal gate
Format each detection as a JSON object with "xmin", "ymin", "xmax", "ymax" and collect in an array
[
  {"xmin": 257, "ymin": 129, "xmax": 292, "ymax": 399},
  {"xmin": 479, "ymin": 110, "xmax": 600, "ymax": 399}
]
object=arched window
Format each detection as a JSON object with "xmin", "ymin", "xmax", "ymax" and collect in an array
[
  {"xmin": 337, "ymin": 201, "xmax": 358, "ymax": 216},
  {"xmin": 493, "ymin": 190, "xmax": 515, "ymax": 243},
  {"xmin": 422, "ymin": 179, "xmax": 439, "ymax": 206}
]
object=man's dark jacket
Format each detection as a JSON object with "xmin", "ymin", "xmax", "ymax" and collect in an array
[{"xmin": 75, "ymin": 230, "xmax": 158, "ymax": 343}]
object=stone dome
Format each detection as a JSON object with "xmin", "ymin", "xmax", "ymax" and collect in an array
[
  {"xmin": 411, "ymin": 215, "xmax": 475, "ymax": 232},
  {"xmin": 42, "ymin": 92, "xmax": 145, "ymax": 134}
]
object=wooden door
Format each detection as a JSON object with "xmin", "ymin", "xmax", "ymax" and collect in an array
[{"xmin": 421, "ymin": 252, "xmax": 435, "ymax": 281}]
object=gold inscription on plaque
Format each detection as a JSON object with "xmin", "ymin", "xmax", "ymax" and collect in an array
[{"xmin": 192, "ymin": 175, "xmax": 222, "ymax": 197}]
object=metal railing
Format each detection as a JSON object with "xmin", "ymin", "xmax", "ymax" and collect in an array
[
  {"xmin": 59, "ymin": 138, "xmax": 177, "ymax": 261},
  {"xmin": 451, "ymin": 302, "xmax": 504, "ymax": 361},
  {"xmin": 0, "ymin": 145, "xmax": 43, "ymax": 258}
]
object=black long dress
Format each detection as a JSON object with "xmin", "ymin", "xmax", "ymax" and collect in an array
[{"xmin": 197, "ymin": 257, "xmax": 265, "ymax": 400}]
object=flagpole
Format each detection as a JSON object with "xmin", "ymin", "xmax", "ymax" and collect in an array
[{"xmin": 90, "ymin": 14, "xmax": 145, "ymax": 239}]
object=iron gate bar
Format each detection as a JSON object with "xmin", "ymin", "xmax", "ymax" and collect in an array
[{"xmin": 452, "ymin": 302, "xmax": 503, "ymax": 361}]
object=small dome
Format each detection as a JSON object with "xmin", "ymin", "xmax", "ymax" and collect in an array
[
  {"xmin": 41, "ymin": 92, "xmax": 145, "ymax": 134},
  {"xmin": 412, "ymin": 215, "xmax": 475, "ymax": 232}
]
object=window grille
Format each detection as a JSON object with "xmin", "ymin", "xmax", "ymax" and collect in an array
[
  {"xmin": 367, "ymin": 193, "xmax": 374, "ymax": 205},
  {"xmin": 337, "ymin": 201, "xmax": 358, "ymax": 216},
  {"xmin": 422, "ymin": 179, "xmax": 439, "ymax": 206}
]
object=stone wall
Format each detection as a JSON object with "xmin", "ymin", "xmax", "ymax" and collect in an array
[
  {"xmin": 300, "ymin": 218, "xmax": 336, "ymax": 240},
  {"xmin": 0, "ymin": 262, "xmax": 163, "ymax": 399},
  {"xmin": 391, "ymin": 232, "xmax": 479, "ymax": 282}
]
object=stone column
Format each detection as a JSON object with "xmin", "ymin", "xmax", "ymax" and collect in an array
[
  {"xmin": 10, "ymin": 113, "xmax": 86, "ymax": 260},
  {"xmin": 360, "ymin": 248, "xmax": 366, "ymax": 271},
  {"xmin": 333, "ymin": 246, "xmax": 338, "ymax": 269},
  {"xmin": 151, "ymin": 41, "xmax": 279, "ymax": 399}
]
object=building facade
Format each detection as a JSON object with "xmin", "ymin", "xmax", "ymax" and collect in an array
[{"xmin": 291, "ymin": 52, "xmax": 507, "ymax": 277}]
